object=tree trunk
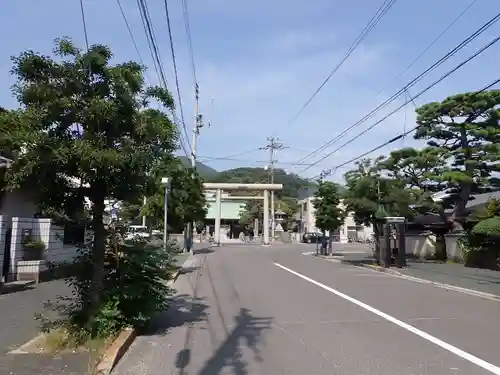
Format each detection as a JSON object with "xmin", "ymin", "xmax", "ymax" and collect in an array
[
  {"xmin": 89, "ymin": 195, "xmax": 106, "ymax": 326},
  {"xmin": 449, "ymin": 126, "xmax": 474, "ymax": 232},
  {"xmin": 372, "ymin": 220, "xmax": 381, "ymax": 265},
  {"xmin": 321, "ymin": 229, "xmax": 327, "ymax": 255}
]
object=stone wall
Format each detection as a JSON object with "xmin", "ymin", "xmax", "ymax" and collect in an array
[{"xmin": 405, "ymin": 233, "xmax": 464, "ymax": 262}]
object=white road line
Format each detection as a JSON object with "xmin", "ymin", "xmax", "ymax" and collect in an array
[{"xmin": 274, "ymin": 262, "xmax": 500, "ymax": 375}]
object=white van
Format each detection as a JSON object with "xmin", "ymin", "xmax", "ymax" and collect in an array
[{"xmin": 125, "ymin": 225, "xmax": 151, "ymax": 241}]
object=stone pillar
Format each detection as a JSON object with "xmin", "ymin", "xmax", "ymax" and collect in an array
[
  {"xmin": 254, "ymin": 218, "xmax": 259, "ymax": 237},
  {"xmin": 263, "ymin": 190, "xmax": 269, "ymax": 245},
  {"xmin": 214, "ymin": 188, "xmax": 222, "ymax": 246}
]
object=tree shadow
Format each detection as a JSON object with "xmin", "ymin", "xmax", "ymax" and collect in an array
[
  {"xmin": 0, "ymin": 281, "xmax": 36, "ymax": 295},
  {"xmin": 139, "ymin": 294, "xmax": 209, "ymax": 336},
  {"xmin": 175, "ymin": 307, "xmax": 272, "ymax": 375},
  {"xmin": 341, "ymin": 256, "xmax": 376, "ymax": 266},
  {"xmin": 193, "ymin": 247, "xmax": 215, "ymax": 255}
]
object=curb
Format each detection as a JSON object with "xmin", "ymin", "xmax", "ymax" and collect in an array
[
  {"xmin": 93, "ymin": 268, "xmax": 183, "ymax": 374},
  {"xmin": 94, "ymin": 328, "xmax": 137, "ymax": 375}
]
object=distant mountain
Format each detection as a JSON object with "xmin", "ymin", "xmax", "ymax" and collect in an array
[
  {"xmin": 208, "ymin": 167, "xmax": 314, "ymax": 198},
  {"xmin": 178, "ymin": 156, "xmax": 219, "ymax": 179}
]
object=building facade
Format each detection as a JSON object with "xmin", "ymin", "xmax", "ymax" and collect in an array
[{"xmin": 297, "ymin": 195, "xmax": 373, "ymax": 243}]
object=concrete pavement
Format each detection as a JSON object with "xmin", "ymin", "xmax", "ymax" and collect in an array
[{"xmin": 113, "ymin": 244, "xmax": 500, "ymax": 375}]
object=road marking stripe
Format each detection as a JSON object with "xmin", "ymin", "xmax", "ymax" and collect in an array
[{"xmin": 274, "ymin": 262, "xmax": 500, "ymax": 375}]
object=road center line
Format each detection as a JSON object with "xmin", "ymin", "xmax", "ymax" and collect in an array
[{"xmin": 274, "ymin": 262, "xmax": 500, "ymax": 375}]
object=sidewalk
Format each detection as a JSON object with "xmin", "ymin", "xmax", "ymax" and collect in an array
[
  {"xmin": 0, "ymin": 279, "xmax": 90, "ymax": 375},
  {"xmin": 336, "ymin": 251, "xmax": 500, "ymax": 298},
  {"xmin": 397, "ymin": 261, "xmax": 500, "ymax": 297}
]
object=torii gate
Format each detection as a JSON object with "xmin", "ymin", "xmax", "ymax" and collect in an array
[{"xmin": 203, "ymin": 183, "xmax": 283, "ymax": 246}]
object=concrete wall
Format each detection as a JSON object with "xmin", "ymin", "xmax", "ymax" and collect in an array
[
  {"xmin": 0, "ymin": 216, "xmax": 81, "ymax": 281},
  {"xmin": 405, "ymin": 233, "xmax": 464, "ymax": 261},
  {"xmin": 297, "ymin": 197, "xmax": 373, "ymax": 242}
]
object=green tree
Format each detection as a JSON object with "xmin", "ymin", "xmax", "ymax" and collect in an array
[
  {"xmin": 3, "ymin": 38, "xmax": 177, "ymax": 315},
  {"xmin": 414, "ymin": 90, "xmax": 500, "ymax": 230},
  {"xmin": 143, "ymin": 157, "xmax": 207, "ymax": 234},
  {"xmin": 313, "ymin": 180, "xmax": 345, "ymax": 253},
  {"xmin": 377, "ymin": 146, "xmax": 448, "ymax": 214},
  {"xmin": 343, "ymin": 158, "xmax": 414, "ymax": 256}
]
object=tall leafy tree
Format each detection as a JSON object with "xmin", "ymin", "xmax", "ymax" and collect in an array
[
  {"xmin": 343, "ymin": 158, "xmax": 414, "ymax": 254},
  {"xmin": 143, "ymin": 157, "xmax": 207, "ymax": 234},
  {"xmin": 377, "ymin": 146, "xmax": 448, "ymax": 214},
  {"xmin": 3, "ymin": 38, "xmax": 177, "ymax": 313},
  {"xmin": 313, "ymin": 180, "xmax": 345, "ymax": 253},
  {"xmin": 414, "ymin": 90, "xmax": 500, "ymax": 230}
]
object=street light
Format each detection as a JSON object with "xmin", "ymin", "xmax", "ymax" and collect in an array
[{"xmin": 161, "ymin": 177, "xmax": 170, "ymax": 250}]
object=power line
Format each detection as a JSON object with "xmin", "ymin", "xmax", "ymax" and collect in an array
[
  {"xmin": 298, "ymin": 37, "xmax": 500, "ymax": 175},
  {"xmin": 117, "ymin": 0, "xmax": 191, "ymax": 156},
  {"xmin": 329, "ymin": 77, "xmax": 500, "ymax": 172},
  {"xmin": 181, "ymin": 0, "xmax": 198, "ymax": 87},
  {"xmin": 378, "ymin": 0, "xmax": 478, "ymax": 95},
  {"xmin": 277, "ymin": 0, "xmax": 398, "ymax": 133},
  {"xmin": 136, "ymin": 0, "xmax": 191, "ymax": 157},
  {"xmin": 294, "ymin": 12, "xmax": 500, "ymax": 166},
  {"xmin": 198, "ymin": 148, "xmax": 262, "ymax": 162},
  {"xmin": 163, "ymin": 0, "xmax": 191, "ymax": 151},
  {"xmin": 116, "ymin": 0, "xmax": 145, "ymax": 66},
  {"xmin": 79, "ymin": 0, "xmax": 90, "ymax": 51}
]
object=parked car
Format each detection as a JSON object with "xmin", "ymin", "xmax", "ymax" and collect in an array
[
  {"xmin": 125, "ymin": 225, "xmax": 151, "ymax": 241},
  {"xmin": 302, "ymin": 232, "xmax": 325, "ymax": 243}
]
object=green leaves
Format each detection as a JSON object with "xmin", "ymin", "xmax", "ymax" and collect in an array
[
  {"xmin": 142, "ymin": 157, "xmax": 207, "ymax": 232},
  {"xmin": 313, "ymin": 181, "xmax": 345, "ymax": 232},
  {"xmin": 343, "ymin": 158, "xmax": 417, "ymax": 226},
  {"xmin": 4, "ymin": 37, "xmax": 179, "ymax": 211}
]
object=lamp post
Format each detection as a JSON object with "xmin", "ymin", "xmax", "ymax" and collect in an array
[{"xmin": 161, "ymin": 177, "xmax": 170, "ymax": 250}]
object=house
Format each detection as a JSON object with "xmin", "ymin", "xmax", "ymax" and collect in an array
[
  {"xmin": 297, "ymin": 188, "xmax": 373, "ymax": 243},
  {"xmin": 0, "ymin": 156, "xmax": 85, "ymax": 283}
]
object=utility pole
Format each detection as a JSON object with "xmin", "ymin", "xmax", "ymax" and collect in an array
[
  {"xmin": 260, "ymin": 137, "xmax": 287, "ymax": 243},
  {"xmin": 186, "ymin": 83, "xmax": 203, "ymax": 252}
]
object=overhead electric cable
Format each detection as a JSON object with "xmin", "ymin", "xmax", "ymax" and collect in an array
[
  {"xmin": 277, "ymin": 0, "xmax": 398, "ymax": 133},
  {"xmin": 330, "ymin": 77, "xmax": 500, "ymax": 171},
  {"xmin": 136, "ymin": 0, "xmax": 191, "ymax": 157},
  {"xmin": 164, "ymin": 0, "xmax": 191, "ymax": 149},
  {"xmin": 294, "ymin": 12, "xmax": 500, "ymax": 165},
  {"xmin": 79, "ymin": 0, "xmax": 90, "ymax": 51},
  {"xmin": 298, "ymin": 38, "xmax": 500, "ymax": 174},
  {"xmin": 116, "ymin": 0, "xmax": 145, "ymax": 66}
]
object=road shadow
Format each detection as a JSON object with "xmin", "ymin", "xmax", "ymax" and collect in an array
[
  {"xmin": 0, "ymin": 281, "xmax": 36, "ymax": 295},
  {"xmin": 179, "ymin": 266, "xmax": 200, "ymax": 276},
  {"xmin": 175, "ymin": 307, "xmax": 272, "ymax": 375},
  {"xmin": 341, "ymin": 256, "xmax": 376, "ymax": 266},
  {"xmin": 193, "ymin": 247, "xmax": 215, "ymax": 255},
  {"xmin": 140, "ymin": 294, "xmax": 209, "ymax": 336}
]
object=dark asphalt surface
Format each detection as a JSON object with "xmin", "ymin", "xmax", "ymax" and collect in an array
[{"xmin": 112, "ymin": 243, "xmax": 500, "ymax": 375}]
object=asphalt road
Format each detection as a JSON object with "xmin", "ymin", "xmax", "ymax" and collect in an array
[{"xmin": 112, "ymin": 243, "xmax": 500, "ymax": 375}]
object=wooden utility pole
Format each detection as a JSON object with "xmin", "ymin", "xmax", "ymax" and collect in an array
[
  {"xmin": 260, "ymin": 137, "xmax": 287, "ymax": 242},
  {"xmin": 186, "ymin": 83, "xmax": 203, "ymax": 252}
]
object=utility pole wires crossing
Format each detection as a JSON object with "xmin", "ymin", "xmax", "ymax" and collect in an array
[{"xmin": 260, "ymin": 137, "xmax": 288, "ymax": 243}]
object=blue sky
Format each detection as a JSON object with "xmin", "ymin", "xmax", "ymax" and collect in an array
[{"xmin": 1, "ymin": 0, "xmax": 499, "ymax": 182}]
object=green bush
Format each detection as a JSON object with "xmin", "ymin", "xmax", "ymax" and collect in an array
[
  {"xmin": 472, "ymin": 216, "xmax": 500, "ymax": 238},
  {"xmin": 40, "ymin": 228, "xmax": 176, "ymax": 340}
]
